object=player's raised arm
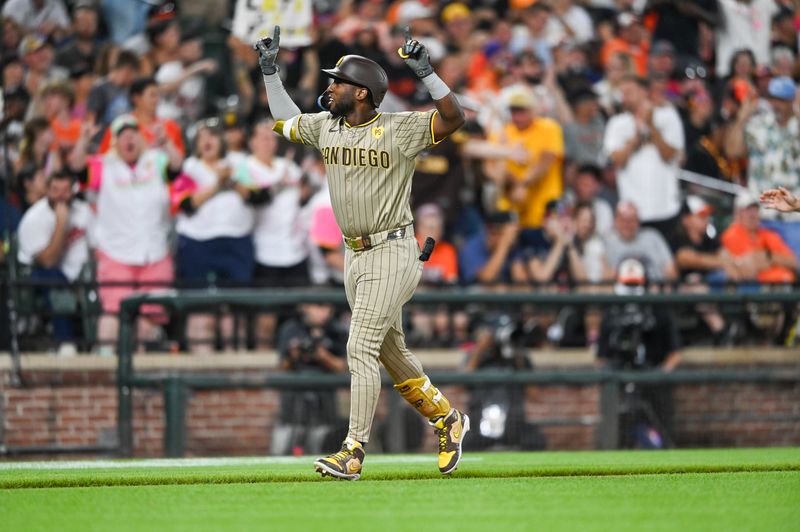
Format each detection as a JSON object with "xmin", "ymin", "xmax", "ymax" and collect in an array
[
  {"xmin": 254, "ymin": 26, "xmax": 302, "ymax": 120},
  {"xmin": 398, "ymin": 27, "xmax": 465, "ymax": 141}
]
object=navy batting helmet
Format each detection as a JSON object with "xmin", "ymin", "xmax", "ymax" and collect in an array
[{"xmin": 322, "ymin": 55, "xmax": 388, "ymax": 108}]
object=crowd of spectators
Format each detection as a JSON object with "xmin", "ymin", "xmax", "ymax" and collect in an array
[{"xmin": 1, "ymin": 0, "xmax": 799, "ymax": 354}]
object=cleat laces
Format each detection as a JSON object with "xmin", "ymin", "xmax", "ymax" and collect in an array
[
  {"xmin": 437, "ymin": 426, "xmax": 448, "ymax": 453},
  {"xmin": 331, "ymin": 448, "xmax": 354, "ymax": 462}
]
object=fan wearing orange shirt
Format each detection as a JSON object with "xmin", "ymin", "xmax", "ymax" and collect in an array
[
  {"xmin": 415, "ymin": 203, "xmax": 459, "ymax": 284},
  {"xmin": 41, "ymin": 81, "xmax": 81, "ymax": 152},
  {"xmin": 722, "ymin": 192, "xmax": 798, "ymax": 284},
  {"xmin": 600, "ymin": 12, "xmax": 650, "ymax": 77},
  {"xmin": 411, "ymin": 203, "xmax": 464, "ymax": 346},
  {"xmin": 97, "ymin": 77, "xmax": 185, "ymax": 156}
]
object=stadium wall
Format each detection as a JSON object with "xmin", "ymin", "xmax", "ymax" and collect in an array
[{"xmin": 1, "ymin": 352, "xmax": 799, "ymax": 456}]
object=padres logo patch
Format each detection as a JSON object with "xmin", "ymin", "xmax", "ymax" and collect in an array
[{"xmin": 371, "ymin": 126, "xmax": 384, "ymax": 139}]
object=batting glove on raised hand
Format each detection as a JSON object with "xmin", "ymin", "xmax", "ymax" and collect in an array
[
  {"xmin": 254, "ymin": 26, "xmax": 280, "ymax": 75},
  {"xmin": 398, "ymin": 26, "xmax": 433, "ymax": 78}
]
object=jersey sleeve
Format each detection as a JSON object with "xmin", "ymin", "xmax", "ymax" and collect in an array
[
  {"xmin": 274, "ymin": 112, "xmax": 329, "ymax": 149},
  {"xmin": 395, "ymin": 110, "xmax": 439, "ymax": 159}
]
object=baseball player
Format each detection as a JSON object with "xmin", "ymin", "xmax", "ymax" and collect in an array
[{"xmin": 256, "ymin": 26, "xmax": 469, "ymax": 480}]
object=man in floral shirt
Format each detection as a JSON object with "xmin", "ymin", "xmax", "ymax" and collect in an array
[{"xmin": 726, "ymin": 76, "xmax": 800, "ymax": 257}]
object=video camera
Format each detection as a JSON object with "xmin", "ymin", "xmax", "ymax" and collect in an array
[{"xmin": 603, "ymin": 303, "xmax": 657, "ymax": 369}]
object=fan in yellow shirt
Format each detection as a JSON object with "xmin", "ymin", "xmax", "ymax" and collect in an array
[{"xmin": 490, "ymin": 87, "xmax": 564, "ymax": 232}]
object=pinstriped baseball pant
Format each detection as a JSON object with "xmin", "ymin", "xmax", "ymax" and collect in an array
[{"xmin": 344, "ymin": 235, "xmax": 425, "ymax": 443}]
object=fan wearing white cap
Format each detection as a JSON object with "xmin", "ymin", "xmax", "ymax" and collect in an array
[
  {"xmin": 720, "ymin": 191, "xmax": 798, "ymax": 284},
  {"xmin": 669, "ymin": 195, "xmax": 739, "ymax": 344},
  {"xmin": 670, "ymin": 195, "xmax": 740, "ymax": 283},
  {"xmin": 69, "ymin": 112, "xmax": 185, "ymax": 352}
]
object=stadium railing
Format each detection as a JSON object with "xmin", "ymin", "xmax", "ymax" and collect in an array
[{"xmin": 115, "ymin": 289, "xmax": 800, "ymax": 457}]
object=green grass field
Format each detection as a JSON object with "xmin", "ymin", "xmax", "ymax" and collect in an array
[{"xmin": 1, "ymin": 448, "xmax": 798, "ymax": 531}]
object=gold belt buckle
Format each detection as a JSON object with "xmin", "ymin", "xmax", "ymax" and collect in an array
[{"xmin": 345, "ymin": 235, "xmax": 371, "ymax": 251}]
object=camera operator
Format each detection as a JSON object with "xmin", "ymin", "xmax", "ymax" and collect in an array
[
  {"xmin": 272, "ymin": 303, "xmax": 347, "ymax": 456},
  {"xmin": 596, "ymin": 258, "xmax": 682, "ymax": 449},
  {"xmin": 462, "ymin": 312, "xmax": 545, "ymax": 451}
]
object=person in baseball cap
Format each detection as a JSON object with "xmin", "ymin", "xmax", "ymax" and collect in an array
[
  {"xmin": 767, "ymin": 76, "xmax": 797, "ymax": 101},
  {"xmin": 18, "ymin": 32, "xmax": 57, "ymax": 80},
  {"xmin": 18, "ymin": 33, "xmax": 49, "ymax": 57},
  {"xmin": 766, "ymin": 76, "xmax": 797, "ymax": 126},
  {"xmin": 110, "ymin": 113, "xmax": 139, "ymax": 138},
  {"xmin": 733, "ymin": 190, "xmax": 760, "ymax": 211},
  {"xmin": 682, "ymin": 195, "xmax": 714, "ymax": 218},
  {"xmin": 721, "ymin": 189, "xmax": 798, "ymax": 283}
]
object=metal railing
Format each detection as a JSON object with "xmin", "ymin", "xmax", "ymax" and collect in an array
[{"xmin": 114, "ymin": 288, "xmax": 800, "ymax": 457}]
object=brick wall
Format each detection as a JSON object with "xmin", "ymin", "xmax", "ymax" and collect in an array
[
  {"xmin": 2, "ymin": 365, "xmax": 799, "ymax": 457},
  {"xmin": 674, "ymin": 382, "xmax": 800, "ymax": 447}
]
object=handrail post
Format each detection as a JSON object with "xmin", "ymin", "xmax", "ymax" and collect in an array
[
  {"xmin": 598, "ymin": 375, "xmax": 619, "ymax": 450},
  {"xmin": 385, "ymin": 390, "xmax": 407, "ymax": 453},
  {"xmin": 117, "ymin": 299, "xmax": 138, "ymax": 457},
  {"xmin": 164, "ymin": 376, "xmax": 187, "ymax": 457}
]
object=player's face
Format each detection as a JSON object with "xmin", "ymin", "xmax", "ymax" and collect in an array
[{"xmin": 325, "ymin": 79, "xmax": 358, "ymax": 117}]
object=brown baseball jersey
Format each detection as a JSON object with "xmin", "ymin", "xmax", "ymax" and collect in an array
[{"xmin": 277, "ymin": 110, "xmax": 441, "ymax": 237}]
